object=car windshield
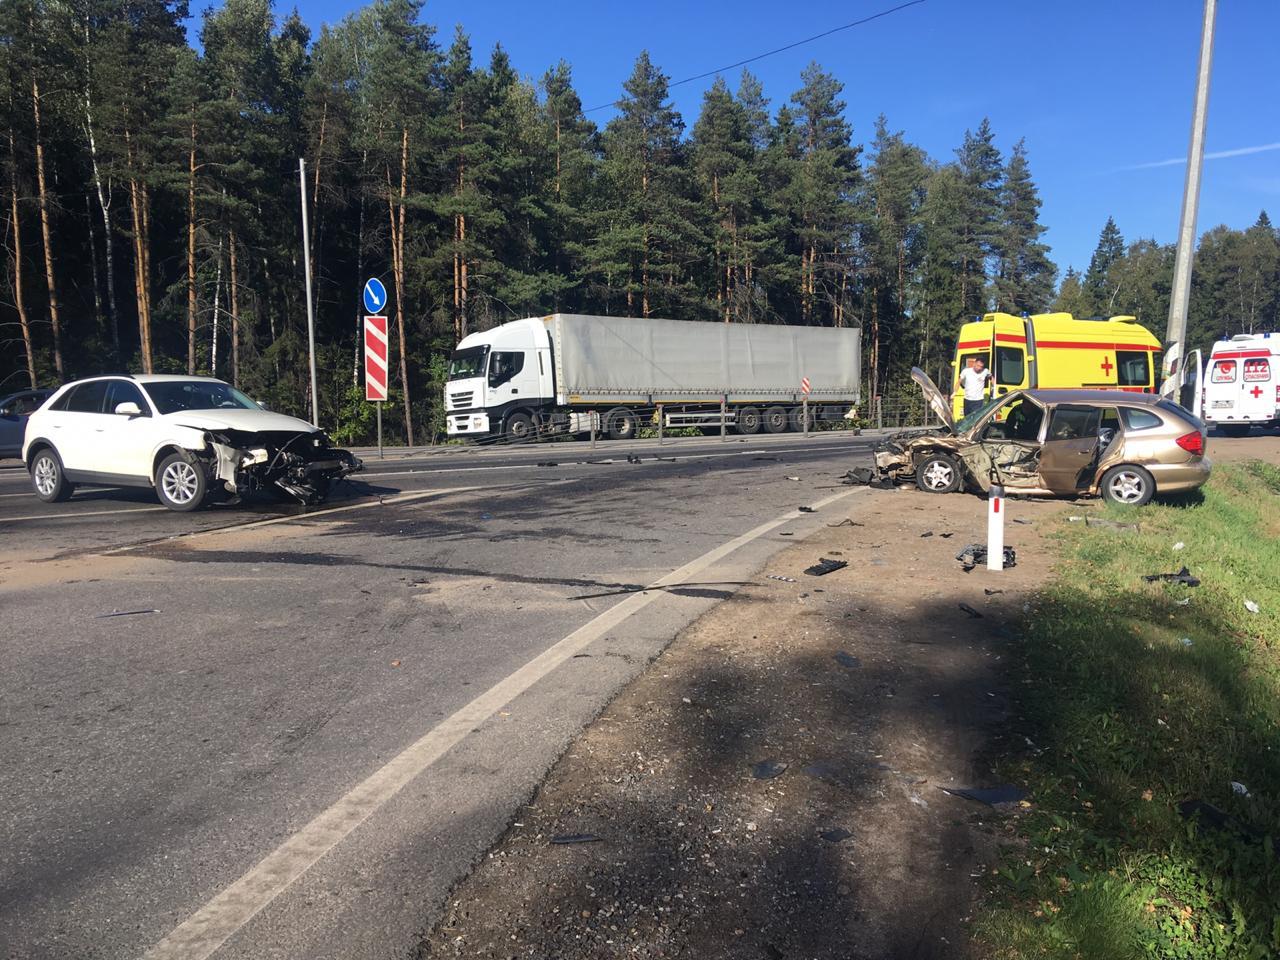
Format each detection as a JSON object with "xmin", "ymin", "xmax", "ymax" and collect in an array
[
  {"xmin": 143, "ymin": 380, "xmax": 260, "ymax": 415},
  {"xmin": 954, "ymin": 395, "xmax": 1005, "ymax": 434},
  {"xmin": 448, "ymin": 347, "xmax": 488, "ymax": 381}
]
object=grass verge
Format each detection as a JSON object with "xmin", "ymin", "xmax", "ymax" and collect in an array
[{"xmin": 977, "ymin": 461, "xmax": 1280, "ymax": 960}]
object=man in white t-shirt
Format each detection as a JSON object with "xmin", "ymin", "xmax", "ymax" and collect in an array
[{"xmin": 959, "ymin": 358, "xmax": 992, "ymax": 416}]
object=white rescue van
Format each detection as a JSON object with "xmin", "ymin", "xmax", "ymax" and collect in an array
[{"xmin": 1203, "ymin": 333, "xmax": 1280, "ymax": 436}]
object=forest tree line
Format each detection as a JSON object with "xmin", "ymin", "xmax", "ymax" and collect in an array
[{"xmin": 2, "ymin": 0, "xmax": 1275, "ymax": 441}]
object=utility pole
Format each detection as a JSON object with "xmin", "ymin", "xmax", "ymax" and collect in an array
[
  {"xmin": 1164, "ymin": 0, "xmax": 1217, "ymax": 378},
  {"xmin": 299, "ymin": 157, "xmax": 320, "ymax": 427}
]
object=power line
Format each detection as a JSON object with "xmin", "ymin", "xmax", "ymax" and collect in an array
[{"xmin": 584, "ymin": 0, "xmax": 928, "ymax": 114}]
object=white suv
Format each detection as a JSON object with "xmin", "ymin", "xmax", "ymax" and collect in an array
[{"xmin": 23, "ymin": 375, "xmax": 361, "ymax": 511}]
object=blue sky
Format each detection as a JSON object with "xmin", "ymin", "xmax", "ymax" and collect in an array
[{"xmin": 195, "ymin": 0, "xmax": 1278, "ymax": 277}]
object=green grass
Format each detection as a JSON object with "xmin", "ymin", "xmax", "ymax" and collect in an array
[{"xmin": 977, "ymin": 462, "xmax": 1280, "ymax": 960}]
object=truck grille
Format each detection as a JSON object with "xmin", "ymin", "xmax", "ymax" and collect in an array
[{"xmin": 450, "ymin": 391, "xmax": 474, "ymax": 410}]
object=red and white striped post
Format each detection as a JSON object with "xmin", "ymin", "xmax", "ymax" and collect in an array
[
  {"xmin": 364, "ymin": 315, "xmax": 389, "ymax": 459},
  {"xmin": 987, "ymin": 484, "xmax": 1005, "ymax": 571}
]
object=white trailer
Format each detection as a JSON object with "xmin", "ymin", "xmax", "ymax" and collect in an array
[
  {"xmin": 1203, "ymin": 333, "xmax": 1280, "ymax": 436},
  {"xmin": 444, "ymin": 314, "xmax": 861, "ymax": 441}
]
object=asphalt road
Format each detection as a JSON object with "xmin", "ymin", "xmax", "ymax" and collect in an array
[{"xmin": 0, "ymin": 432, "xmax": 877, "ymax": 960}]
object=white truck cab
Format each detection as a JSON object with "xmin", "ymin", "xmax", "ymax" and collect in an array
[
  {"xmin": 445, "ymin": 318, "xmax": 553, "ymax": 440},
  {"xmin": 1203, "ymin": 333, "xmax": 1280, "ymax": 437}
]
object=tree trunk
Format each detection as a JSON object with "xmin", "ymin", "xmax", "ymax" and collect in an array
[
  {"xmin": 125, "ymin": 126, "xmax": 153, "ymax": 373},
  {"xmin": 82, "ymin": 10, "xmax": 118, "ymax": 359},
  {"xmin": 352, "ymin": 155, "xmax": 366, "ymax": 383},
  {"xmin": 211, "ymin": 237, "xmax": 223, "ymax": 377},
  {"xmin": 85, "ymin": 192, "xmax": 104, "ymax": 335},
  {"xmin": 186, "ymin": 113, "xmax": 198, "ymax": 374},
  {"xmin": 228, "ymin": 229, "xmax": 240, "ymax": 387},
  {"xmin": 388, "ymin": 126, "xmax": 414, "ymax": 445},
  {"xmin": 7, "ymin": 120, "xmax": 36, "ymax": 388},
  {"xmin": 31, "ymin": 77, "xmax": 63, "ymax": 379}
]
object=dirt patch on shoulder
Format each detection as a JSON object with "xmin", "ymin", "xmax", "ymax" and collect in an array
[{"xmin": 417, "ymin": 489, "xmax": 1066, "ymax": 960}]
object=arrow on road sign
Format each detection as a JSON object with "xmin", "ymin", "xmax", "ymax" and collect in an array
[{"xmin": 363, "ymin": 277, "xmax": 388, "ymax": 315}]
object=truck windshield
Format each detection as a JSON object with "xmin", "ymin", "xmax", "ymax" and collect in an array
[{"xmin": 449, "ymin": 347, "xmax": 488, "ymax": 381}]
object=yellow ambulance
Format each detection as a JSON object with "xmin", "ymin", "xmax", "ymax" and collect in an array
[{"xmin": 950, "ymin": 312, "xmax": 1162, "ymax": 419}]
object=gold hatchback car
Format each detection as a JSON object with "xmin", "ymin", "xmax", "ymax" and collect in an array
[{"xmin": 873, "ymin": 369, "xmax": 1212, "ymax": 505}]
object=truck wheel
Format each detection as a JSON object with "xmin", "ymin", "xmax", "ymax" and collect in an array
[
  {"xmin": 155, "ymin": 452, "xmax": 208, "ymax": 512},
  {"xmin": 915, "ymin": 453, "xmax": 962, "ymax": 494},
  {"xmin": 1220, "ymin": 423, "xmax": 1250, "ymax": 438},
  {"xmin": 736, "ymin": 406, "xmax": 761, "ymax": 435},
  {"xmin": 789, "ymin": 405, "xmax": 814, "ymax": 433},
  {"xmin": 605, "ymin": 407, "xmax": 637, "ymax": 441},
  {"xmin": 30, "ymin": 447, "xmax": 75, "ymax": 503},
  {"xmin": 763, "ymin": 407, "xmax": 788, "ymax": 433},
  {"xmin": 504, "ymin": 412, "xmax": 534, "ymax": 443},
  {"xmin": 1100, "ymin": 464, "xmax": 1154, "ymax": 506}
]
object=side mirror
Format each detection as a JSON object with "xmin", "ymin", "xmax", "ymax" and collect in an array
[{"xmin": 114, "ymin": 401, "xmax": 142, "ymax": 417}]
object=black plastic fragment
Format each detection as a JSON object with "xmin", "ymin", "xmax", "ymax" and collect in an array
[
  {"xmin": 805, "ymin": 557, "xmax": 848, "ymax": 577},
  {"xmin": 827, "ymin": 518, "xmax": 863, "ymax": 527},
  {"xmin": 626, "ymin": 453, "xmax": 641, "ymax": 464},
  {"xmin": 1142, "ymin": 566, "xmax": 1200, "ymax": 587},
  {"xmin": 798, "ymin": 506, "xmax": 817, "ymax": 513},
  {"xmin": 956, "ymin": 543, "xmax": 1016, "ymax": 571},
  {"xmin": 536, "ymin": 461, "xmax": 559, "ymax": 467},
  {"xmin": 819, "ymin": 827, "xmax": 853, "ymax": 843},
  {"xmin": 941, "ymin": 784, "xmax": 1026, "ymax": 805},
  {"xmin": 551, "ymin": 833, "xmax": 603, "ymax": 845},
  {"xmin": 983, "ymin": 588, "xmax": 1004, "ymax": 596},
  {"xmin": 958, "ymin": 602, "xmax": 984, "ymax": 619},
  {"xmin": 752, "ymin": 759, "xmax": 788, "ymax": 780},
  {"xmin": 95, "ymin": 608, "xmax": 160, "ymax": 619},
  {"xmin": 920, "ymin": 531, "xmax": 934, "ymax": 538},
  {"xmin": 834, "ymin": 651, "xmax": 862, "ymax": 669}
]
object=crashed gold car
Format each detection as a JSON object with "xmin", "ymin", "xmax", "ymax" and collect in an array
[{"xmin": 871, "ymin": 369, "xmax": 1211, "ymax": 505}]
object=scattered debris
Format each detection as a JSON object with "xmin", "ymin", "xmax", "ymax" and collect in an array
[
  {"xmin": 550, "ymin": 833, "xmax": 603, "ymax": 845},
  {"xmin": 834, "ymin": 651, "xmax": 862, "ymax": 669},
  {"xmin": 626, "ymin": 453, "xmax": 642, "ymax": 464},
  {"xmin": 1244, "ymin": 599, "xmax": 1261, "ymax": 614},
  {"xmin": 753, "ymin": 456, "xmax": 780, "ymax": 461},
  {"xmin": 805, "ymin": 558, "xmax": 848, "ymax": 577},
  {"xmin": 958, "ymin": 602, "xmax": 984, "ymax": 619},
  {"xmin": 956, "ymin": 543, "xmax": 1017, "ymax": 571},
  {"xmin": 920, "ymin": 531, "xmax": 934, "ymax": 538},
  {"xmin": 940, "ymin": 532, "xmax": 955, "ymax": 538},
  {"xmin": 1179, "ymin": 637, "xmax": 1194, "ymax": 648},
  {"xmin": 1012, "ymin": 518, "xmax": 1033, "ymax": 525},
  {"xmin": 1231, "ymin": 781, "xmax": 1251, "ymax": 797},
  {"xmin": 827, "ymin": 518, "xmax": 863, "ymax": 527},
  {"xmin": 940, "ymin": 784, "xmax": 1027, "ymax": 806},
  {"xmin": 983, "ymin": 588, "xmax": 1004, "ymax": 596},
  {"xmin": 536, "ymin": 461, "xmax": 559, "ymax": 467},
  {"xmin": 779, "ymin": 532, "xmax": 794, "ymax": 536},
  {"xmin": 798, "ymin": 505, "xmax": 817, "ymax": 513},
  {"xmin": 390, "ymin": 659, "xmax": 402, "ymax": 667},
  {"xmin": 1176, "ymin": 597, "xmax": 1192, "ymax": 606},
  {"xmin": 785, "ymin": 476, "xmax": 801, "ymax": 482},
  {"xmin": 1085, "ymin": 517, "xmax": 1140, "ymax": 531},
  {"xmin": 1173, "ymin": 541, "xmax": 1185, "ymax": 551},
  {"xmin": 802, "ymin": 762, "xmax": 850, "ymax": 786},
  {"xmin": 1178, "ymin": 799, "xmax": 1263, "ymax": 841},
  {"xmin": 766, "ymin": 574, "xmax": 797, "ymax": 583},
  {"xmin": 1142, "ymin": 566, "xmax": 1200, "ymax": 587},
  {"xmin": 1068, "ymin": 515, "xmax": 1084, "ymax": 522},
  {"xmin": 752, "ymin": 760, "xmax": 788, "ymax": 780},
  {"xmin": 819, "ymin": 827, "xmax": 852, "ymax": 843},
  {"xmin": 94, "ymin": 608, "xmax": 160, "ymax": 619}
]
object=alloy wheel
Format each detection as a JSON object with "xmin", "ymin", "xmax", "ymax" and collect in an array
[
  {"xmin": 162, "ymin": 460, "xmax": 200, "ymax": 505},
  {"xmin": 922, "ymin": 461, "xmax": 954, "ymax": 490},
  {"xmin": 33, "ymin": 456, "xmax": 56, "ymax": 496},
  {"xmin": 1107, "ymin": 470, "xmax": 1146, "ymax": 504}
]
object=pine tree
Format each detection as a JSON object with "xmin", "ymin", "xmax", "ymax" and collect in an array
[
  {"xmin": 1083, "ymin": 216, "xmax": 1125, "ymax": 315},
  {"xmin": 1053, "ymin": 267, "xmax": 1089, "ymax": 317},
  {"xmin": 954, "ymin": 118, "xmax": 1002, "ymax": 316},
  {"xmin": 540, "ymin": 61, "xmax": 596, "ymax": 312},
  {"xmin": 991, "ymin": 138, "xmax": 1054, "ymax": 314}
]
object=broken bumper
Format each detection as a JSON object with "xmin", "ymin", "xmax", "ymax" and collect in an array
[{"xmin": 206, "ymin": 431, "xmax": 363, "ymax": 504}]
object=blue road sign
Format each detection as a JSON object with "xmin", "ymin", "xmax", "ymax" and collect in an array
[{"xmin": 363, "ymin": 277, "xmax": 388, "ymax": 314}]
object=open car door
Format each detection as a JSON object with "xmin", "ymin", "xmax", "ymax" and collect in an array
[
  {"xmin": 1178, "ymin": 348, "xmax": 1203, "ymax": 419},
  {"xmin": 1036, "ymin": 405, "xmax": 1103, "ymax": 494},
  {"xmin": 911, "ymin": 367, "xmax": 955, "ymax": 432}
]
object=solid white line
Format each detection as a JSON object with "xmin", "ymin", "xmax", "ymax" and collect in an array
[
  {"xmin": 142, "ymin": 485, "xmax": 867, "ymax": 959},
  {"xmin": 0, "ymin": 506, "xmax": 168, "ymax": 523}
]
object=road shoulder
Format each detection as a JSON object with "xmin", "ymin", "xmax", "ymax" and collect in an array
[{"xmin": 417, "ymin": 487, "xmax": 1065, "ymax": 959}]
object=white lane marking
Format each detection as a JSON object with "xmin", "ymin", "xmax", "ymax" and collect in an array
[
  {"xmin": 142, "ymin": 485, "xmax": 867, "ymax": 959},
  {"xmin": 0, "ymin": 506, "xmax": 168, "ymax": 523}
]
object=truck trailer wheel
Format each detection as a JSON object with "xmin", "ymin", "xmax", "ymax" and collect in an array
[
  {"xmin": 605, "ymin": 407, "xmax": 638, "ymax": 441},
  {"xmin": 789, "ymin": 405, "xmax": 814, "ymax": 433},
  {"xmin": 736, "ymin": 406, "xmax": 761, "ymax": 435},
  {"xmin": 762, "ymin": 407, "xmax": 788, "ymax": 433}
]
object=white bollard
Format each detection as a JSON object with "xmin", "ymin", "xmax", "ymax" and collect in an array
[{"xmin": 987, "ymin": 483, "xmax": 1005, "ymax": 571}]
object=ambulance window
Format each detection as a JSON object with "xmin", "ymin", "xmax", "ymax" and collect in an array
[
  {"xmin": 1211, "ymin": 359, "xmax": 1237, "ymax": 383},
  {"xmin": 1243, "ymin": 358, "xmax": 1270, "ymax": 382},
  {"xmin": 1116, "ymin": 351, "xmax": 1151, "ymax": 386},
  {"xmin": 995, "ymin": 347, "xmax": 1024, "ymax": 385},
  {"xmin": 1120, "ymin": 407, "xmax": 1163, "ymax": 431}
]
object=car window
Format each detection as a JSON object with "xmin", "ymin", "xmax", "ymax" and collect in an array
[
  {"xmin": 143, "ymin": 380, "xmax": 259, "ymax": 414},
  {"xmin": 983, "ymin": 398, "xmax": 1043, "ymax": 441},
  {"xmin": 104, "ymin": 380, "xmax": 150, "ymax": 416},
  {"xmin": 995, "ymin": 347, "xmax": 1025, "ymax": 386},
  {"xmin": 1121, "ymin": 407, "xmax": 1164, "ymax": 431},
  {"xmin": 1156, "ymin": 398, "xmax": 1204, "ymax": 432},
  {"xmin": 1099, "ymin": 407, "xmax": 1122, "ymax": 432},
  {"xmin": 4, "ymin": 393, "xmax": 37, "ymax": 415},
  {"xmin": 1047, "ymin": 406, "xmax": 1100, "ymax": 441},
  {"xmin": 1116, "ymin": 351, "xmax": 1151, "ymax": 386},
  {"xmin": 1210, "ymin": 359, "xmax": 1237, "ymax": 383},
  {"xmin": 1243, "ymin": 358, "xmax": 1270, "ymax": 382},
  {"xmin": 65, "ymin": 380, "xmax": 110, "ymax": 414}
]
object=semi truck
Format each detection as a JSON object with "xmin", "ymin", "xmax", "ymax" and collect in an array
[{"xmin": 444, "ymin": 313, "xmax": 861, "ymax": 441}]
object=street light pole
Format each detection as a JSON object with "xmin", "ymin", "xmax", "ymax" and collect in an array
[
  {"xmin": 1164, "ymin": 0, "xmax": 1217, "ymax": 378},
  {"xmin": 299, "ymin": 157, "xmax": 320, "ymax": 427}
]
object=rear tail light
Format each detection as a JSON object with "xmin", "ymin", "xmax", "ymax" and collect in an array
[{"xmin": 1176, "ymin": 431, "xmax": 1204, "ymax": 456}]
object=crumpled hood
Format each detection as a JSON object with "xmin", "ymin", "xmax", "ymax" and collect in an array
[{"xmin": 167, "ymin": 409, "xmax": 319, "ymax": 434}]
